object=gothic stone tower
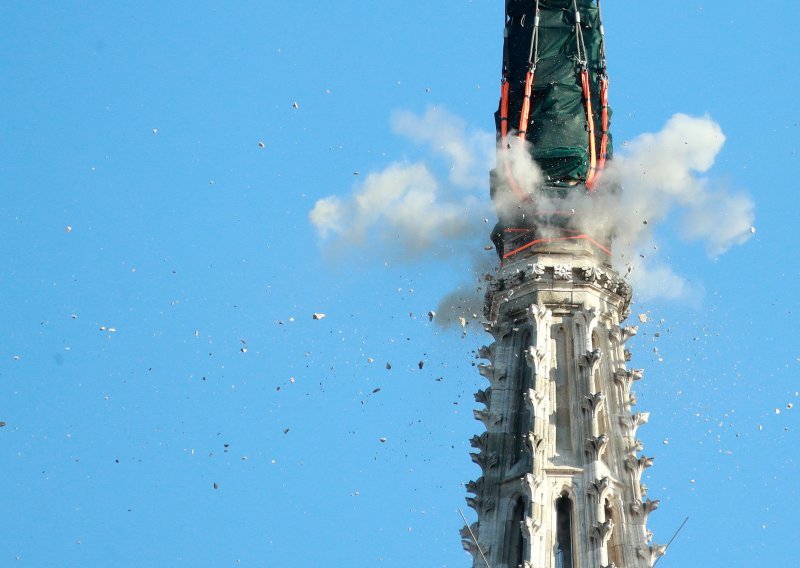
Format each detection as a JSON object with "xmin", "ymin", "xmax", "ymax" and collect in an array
[{"xmin": 461, "ymin": 2, "xmax": 665, "ymax": 567}]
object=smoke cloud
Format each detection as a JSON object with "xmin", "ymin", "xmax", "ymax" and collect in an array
[
  {"xmin": 309, "ymin": 107, "xmax": 492, "ymax": 259},
  {"xmin": 310, "ymin": 108, "xmax": 754, "ymax": 321}
]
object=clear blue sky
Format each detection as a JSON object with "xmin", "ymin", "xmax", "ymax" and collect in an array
[{"xmin": 1, "ymin": 2, "xmax": 798, "ymax": 566}]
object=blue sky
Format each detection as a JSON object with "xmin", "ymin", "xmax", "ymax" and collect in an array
[{"xmin": 1, "ymin": 2, "xmax": 798, "ymax": 566}]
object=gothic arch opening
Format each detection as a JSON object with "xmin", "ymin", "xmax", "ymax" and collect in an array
[
  {"xmin": 554, "ymin": 327, "xmax": 573, "ymax": 457},
  {"xmin": 555, "ymin": 493, "xmax": 574, "ymax": 568},
  {"xmin": 604, "ymin": 498, "xmax": 623, "ymax": 567},
  {"xmin": 508, "ymin": 496, "xmax": 526, "ymax": 568},
  {"xmin": 513, "ymin": 330, "xmax": 532, "ymax": 458}
]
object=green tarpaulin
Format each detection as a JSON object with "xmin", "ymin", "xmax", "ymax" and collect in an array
[{"xmin": 498, "ymin": 0, "xmax": 611, "ymax": 185}]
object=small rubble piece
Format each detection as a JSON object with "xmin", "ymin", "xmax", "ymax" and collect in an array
[
  {"xmin": 283, "ymin": 428, "xmax": 290, "ymax": 434},
  {"xmin": 65, "ymin": 226, "xmax": 72, "ymax": 233},
  {"xmin": 367, "ymin": 357, "xmax": 374, "ymax": 363},
  {"xmin": 788, "ymin": 403, "xmax": 794, "ymax": 410},
  {"xmin": 372, "ymin": 388, "xmax": 381, "ymax": 394},
  {"xmin": 292, "ymin": 101, "xmax": 299, "ymax": 109},
  {"xmin": 213, "ymin": 482, "xmax": 219, "ymax": 490},
  {"xmin": 427, "ymin": 311, "xmax": 436, "ymax": 322},
  {"xmin": 0, "ymin": 421, "xmax": 6, "ymax": 427},
  {"xmin": 458, "ymin": 316, "xmax": 467, "ymax": 329},
  {"xmin": 418, "ymin": 361, "xmax": 424, "ymax": 370},
  {"xmin": 312, "ymin": 313, "xmax": 326, "ymax": 320},
  {"xmin": 152, "ymin": 128, "xmax": 158, "ymax": 134},
  {"xmin": 379, "ymin": 437, "xmax": 387, "ymax": 443},
  {"xmin": 750, "ymin": 226, "xmax": 757, "ymax": 234},
  {"xmin": 638, "ymin": 314, "xmax": 648, "ymax": 324},
  {"xmin": 385, "ymin": 362, "xmax": 392, "ymax": 370},
  {"xmin": 240, "ymin": 339, "xmax": 247, "ymax": 353},
  {"xmin": 258, "ymin": 141, "xmax": 265, "ymax": 148}
]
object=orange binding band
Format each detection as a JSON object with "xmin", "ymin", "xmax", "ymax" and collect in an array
[
  {"xmin": 500, "ymin": 79, "xmax": 509, "ymax": 139},
  {"xmin": 518, "ymin": 70, "xmax": 534, "ymax": 139},
  {"xmin": 581, "ymin": 68, "xmax": 598, "ymax": 190},
  {"xmin": 597, "ymin": 76, "xmax": 609, "ymax": 173}
]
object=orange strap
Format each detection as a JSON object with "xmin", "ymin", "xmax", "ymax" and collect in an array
[
  {"xmin": 518, "ymin": 70, "xmax": 535, "ymax": 139},
  {"xmin": 503, "ymin": 233, "xmax": 611, "ymax": 260},
  {"xmin": 581, "ymin": 68, "xmax": 598, "ymax": 190},
  {"xmin": 500, "ymin": 80, "xmax": 509, "ymax": 139},
  {"xmin": 597, "ymin": 76, "xmax": 609, "ymax": 173}
]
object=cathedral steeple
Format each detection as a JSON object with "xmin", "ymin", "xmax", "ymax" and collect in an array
[{"xmin": 463, "ymin": 2, "xmax": 664, "ymax": 566}]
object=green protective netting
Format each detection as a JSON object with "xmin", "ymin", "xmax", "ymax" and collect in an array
[{"xmin": 498, "ymin": 0, "xmax": 612, "ymax": 185}]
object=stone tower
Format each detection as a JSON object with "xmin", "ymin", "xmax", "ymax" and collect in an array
[{"xmin": 461, "ymin": 2, "xmax": 665, "ymax": 567}]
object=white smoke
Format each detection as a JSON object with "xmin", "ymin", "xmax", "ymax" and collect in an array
[
  {"xmin": 309, "ymin": 107, "xmax": 492, "ymax": 259},
  {"xmin": 310, "ymin": 108, "xmax": 754, "ymax": 318}
]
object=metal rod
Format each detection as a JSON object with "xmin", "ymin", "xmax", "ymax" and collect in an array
[
  {"xmin": 653, "ymin": 516, "xmax": 689, "ymax": 567},
  {"xmin": 458, "ymin": 508, "xmax": 492, "ymax": 568}
]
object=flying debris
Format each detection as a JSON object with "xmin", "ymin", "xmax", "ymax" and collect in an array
[
  {"xmin": 65, "ymin": 226, "xmax": 72, "ymax": 233},
  {"xmin": 379, "ymin": 437, "xmax": 387, "ymax": 443},
  {"xmin": 385, "ymin": 362, "xmax": 392, "ymax": 370},
  {"xmin": 638, "ymin": 314, "xmax": 648, "ymax": 323},
  {"xmin": 258, "ymin": 141, "xmax": 265, "ymax": 148},
  {"xmin": 427, "ymin": 310, "xmax": 436, "ymax": 322},
  {"xmin": 292, "ymin": 101, "xmax": 299, "ymax": 109},
  {"xmin": 312, "ymin": 313, "xmax": 326, "ymax": 320},
  {"xmin": 418, "ymin": 361, "xmax": 425, "ymax": 370}
]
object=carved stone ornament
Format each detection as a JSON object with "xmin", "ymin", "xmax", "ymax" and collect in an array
[
  {"xmin": 554, "ymin": 264, "xmax": 573, "ymax": 281},
  {"xmin": 583, "ymin": 391, "xmax": 606, "ymax": 415},
  {"xmin": 591, "ymin": 519, "xmax": 614, "ymax": 543},
  {"xmin": 521, "ymin": 515, "xmax": 542, "ymax": 538},
  {"xmin": 526, "ymin": 431, "xmax": 544, "ymax": 455},
  {"xmin": 470, "ymin": 451, "xmax": 499, "ymax": 471},
  {"xmin": 474, "ymin": 388, "xmax": 492, "ymax": 406},
  {"xmin": 477, "ymin": 343, "xmax": 496, "ymax": 362},
  {"xmin": 465, "ymin": 477, "xmax": 484, "ymax": 496},
  {"xmin": 587, "ymin": 476, "xmax": 611, "ymax": 502},
  {"xmin": 581, "ymin": 348, "xmax": 603, "ymax": 371},
  {"xmin": 621, "ymin": 325, "xmax": 639, "ymax": 344},
  {"xmin": 585, "ymin": 434, "xmax": 609, "ymax": 460},
  {"xmin": 638, "ymin": 544, "xmax": 666, "ymax": 564},
  {"xmin": 470, "ymin": 432, "xmax": 488, "ymax": 451},
  {"xmin": 529, "ymin": 263, "xmax": 546, "ymax": 280},
  {"xmin": 525, "ymin": 345, "xmax": 548, "ymax": 371}
]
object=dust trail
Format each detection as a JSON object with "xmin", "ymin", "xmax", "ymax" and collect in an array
[{"xmin": 310, "ymin": 108, "xmax": 754, "ymax": 323}]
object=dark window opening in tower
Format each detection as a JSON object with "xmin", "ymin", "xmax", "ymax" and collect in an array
[
  {"xmin": 508, "ymin": 496, "xmax": 526, "ymax": 568},
  {"xmin": 554, "ymin": 327, "xmax": 573, "ymax": 456},
  {"xmin": 605, "ymin": 498, "xmax": 623, "ymax": 567},
  {"xmin": 555, "ymin": 494, "xmax": 574, "ymax": 568},
  {"xmin": 513, "ymin": 331, "xmax": 532, "ymax": 458}
]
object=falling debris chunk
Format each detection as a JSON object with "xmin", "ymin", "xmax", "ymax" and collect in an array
[
  {"xmin": 372, "ymin": 388, "xmax": 381, "ymax": 394},
  {"xmin": 65, "ymin": 226, "xmax": 72, "ymax": 233},
  {"xmin": 418, "ymin": 361, "xmax": 425, "ymax": 370},
  {"xmin": 427, "ymin": 310, "xmax": 436, "ymax": 322},
  {"xmin": 213, "ymin": 482, "xmax": 219, "ymax": 490},
  {"xmin": 385, "ymin": 362, "xmax": 392, "ymax": 370},
  {"xmin": 152, "ymin": 128, "xmax": 158, "ymax": 134},
  {"xmin": 637, "ymin": 314, "xmax": 648, "ymax": 324},
  {"xmin": 312, "ymin": 313, "xmax": 326, "ymax": 320},
  {"xmin": 367, "ymin": 357, "xmax": 374, "ymax": 363},
  {"xmin": 458, "ymin": 317, "xmax": 467, "ymax": 329},
  {"xmin": 379, "ymin": 437, "xmax": 387, "ymax": 443},
  {"xmin": 283, "ymin": 428, "xmax": 290, "ymax": 434},
  {"xmin": 750, "ymin": 226, "xmax": 757, "ymax": 234},
  {"xmin": 0, "ymin": 421, "xmax": 6, "ymax": 427},
  {"xmin": 258, "ymin": 141, "xmax": 265, "ymax": 148},
  {"xmin": 292, "ymin": 101, "xmax": 299, "ymax": 109}
]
